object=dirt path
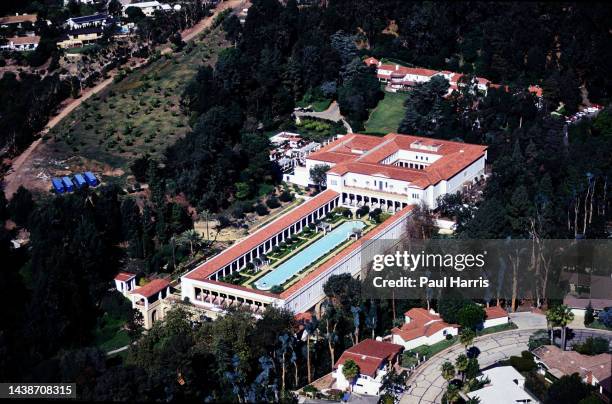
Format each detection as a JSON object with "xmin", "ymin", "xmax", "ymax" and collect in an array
[{"xmin": 3, "ymin": 0, "xmax": 249, "ymax": 198}]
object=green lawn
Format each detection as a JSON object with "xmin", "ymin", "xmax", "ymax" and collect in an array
[
  {"xmin": 477, "ymin": 322, "xmax": 518, "ymax": 336},
  {"xmin": 94, "ymin": 313, "xmax": 130, "ymax": 352},
  {"xmin": 407, "ymin": 336, "xmax": 459, "ymax": 358},
  {"xmin": 296, "ymin": 97, "xmax": 332, "ymax": 112},
  {"xmin": 364, "ymin": 91, "xmax": 408, "ymax": 134}
]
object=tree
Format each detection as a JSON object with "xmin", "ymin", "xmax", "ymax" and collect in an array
[
  {"xmin": 455, "ymin": 354, "xmax": 468, "ymax": 382},
  {"xmin": 8, "ymin": 186, "xmax": 34, "ymax": 226},
  {"xmin": 405, "ymin": 202, "xmax": 435, "ymax": 239},
  {"xmin": 309, "ymin": 164, "xmax": 330, "ymax": 190},
  {"xmin": 545, "ymin": 373, "xmax": 591, "ymax": 404},
  {"xmin": 107, "ymin": 0, "xmax": 122, "ymax": 16},
  {"xmin": 598, "ymin": 308, "xmax": 612, "ymax": 328},
  {"xmin": 465, "ymin": 357, "xmax": 480, "ymax": 381},
  {"xmin": 546, "ymin": 305, "xmax": 574, "ymax": 350},
  {"xmin": 440, "ymin": 361, "xmax": 456, "ymax": 382},
  {"xmin": 445, "ymin": 383, "xmax": 461, "ymax": 403},
  {"xmin": 460, "ymin": 329, "xmax": 476, "ymax": 350},
  {"xmin": 342, "ymin": 359, "xmax": 360, "ymax": 391},
  {"xmin": 457, "ymin": 304, "xmax": 486, "ymax": 330},
  {"xmin": 584, "ymin": 302, "xmax": 595, "ymax": 326}
]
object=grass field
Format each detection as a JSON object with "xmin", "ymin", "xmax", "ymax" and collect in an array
[
  {"xmin": 364, "ymin": 91, "xmax": 408, "ymax": 134},
  {"xmin": 43, "ymin": 27, "xmax": 229, "ymax": 179}
]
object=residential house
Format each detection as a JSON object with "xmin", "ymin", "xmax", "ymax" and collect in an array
[
  {"xmin": 0, "ymin": 13, "xmax": 37, "ymax": 29},
  {"xmin": 532, "ymin": 345, "xmax": 611, "ymax": 398},
  {"xmin": 561, "ymin": 273, "xmax": 612, "ymax": 317},
  {"xmin": 391, "ymin": 308, "xmax": 459, "ymax": 350},
  {"xmin": 129, "ymin": 278, "xmax": 172, "ymax": 329},
  {"xmin": 57, "ymin": 26, "xmax": 104, "ymax": 48},
  {"xmin": 0, "ymin": 35, "xmax": 40, "ymax": 51},
  {"xmin": 122, "ymin": 1, "xmax": 172, "ymax": 18},
  {"xmin": 482, "ymin": 306, "xmax": 510, "ymax": 329},
  {"xmin": 65, "ymin": 13, "xmax": 110, "ymax": 30},
  {"xmin": 333, "ymin": 339, "xmax": 404, "ymax": 396},
  {"xmin": 466, "ymin": 366, "xmax": 539, "ymax": 404}
]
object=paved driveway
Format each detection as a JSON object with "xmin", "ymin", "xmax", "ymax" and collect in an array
[
  {"xmin": 294, "ymin": 101, "xmax": 353, "ymax": 133},
  {"xmin": 510, "ymin": 312, "xmax": 547, "ymax": 329},
  {"xmin": 400, "ymin": 329, "xmax": 540, "ymax": 404}
]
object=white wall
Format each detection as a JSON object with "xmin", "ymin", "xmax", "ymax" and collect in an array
[
  {"xmin": 483, "ymin": 316, "xmax": 508, "ymax": 329},
  {"xmin": 393, "ymin": 326, "xmax": 458, "ymax": 350}
]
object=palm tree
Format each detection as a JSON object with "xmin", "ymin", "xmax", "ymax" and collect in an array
[
  {"xmin": 466, "ymin": 396, "xmax": 482, "ymax": 404},
  {"xmin": 445, "ymin": 384, "xmax": 461, "ymax": 403},
  {"xmin": 440, "ymin": 361, "xmax": 456, "ymax": 382},
  {"xmin": 460, "ymin": 329, "xmax": 476, "ymax": 350},
  {"xmin": 304, "ymin": 316, "xmax": 319, "ymax": 384},
  {"xmin": 455, "ymin": 354, "xmax": 468, "ymax": 382},
  {"xmin": 178, "ymin": 229, "xmax": 203, "ymax": 258},
  {"xmin": 546, "ymin": 305, "xmax": 574, "ymax": 349},
  {"xmin": 342, "ymin": 359, "xmax": 360, "ymax": 392}
]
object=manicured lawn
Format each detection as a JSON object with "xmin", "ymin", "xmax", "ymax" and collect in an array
[
  {"xmin": 296, "ymin": 97, "xmax": 332, "ymax": 112},
  {"xmin": 477, "ymin": 322, "xmax": 518, "ymax": 336},
  {"xmin": 364, "ymin": 91, "xmax": 408, "ymax": 134},
  {"xmin": 408, "ymin": 336, "xmax": 459, "ymax": 358},
  {"xmin": 94, "ymin": 313, "xmax": 130, "ymax": 352}
]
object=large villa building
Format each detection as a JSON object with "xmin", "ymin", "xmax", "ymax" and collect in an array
[
  {"xmin": 291, "ymin": 133, "xmax": 487, "ymax": 209},
  {"xmin": 363, "ymin": 56, "xmax": 543, "ymax": 98},
  {"xmin": 118, "ymin": 133, "xmax": 488, "ymax": 328}
]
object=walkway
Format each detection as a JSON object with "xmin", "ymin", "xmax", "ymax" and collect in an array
[
  {"xmin": 400, "ymin": 329, "xmax": 540, "ymax": 404},
  {"xmin": 294, "ymin": 101, "xmax": 353, "ymax": 133}
]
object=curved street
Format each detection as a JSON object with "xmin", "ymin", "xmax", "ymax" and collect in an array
[{"xmin": 400, "ymin": 328, "xmax": 540, "ymax": 404}]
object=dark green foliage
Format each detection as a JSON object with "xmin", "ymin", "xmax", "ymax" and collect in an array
[
  {"xmin": 573, "ymin": 337, "xmax": 610, "ymax": 355},
  {"xmin": 545, "ymin": 373, "xmax": 592, "ymax": 404},
  {"xmin": 255, "ymin": 203, "xmax": 269, "ymax": 216},
  {"xmin": 279, "ymin": 190, "xmax": 294, "ymax": 203},
  {"xmin": 8, "ymin": 186, "xmax": 34, "ymax": 226},
  {"xmin": 599, "ymin": 308, "xmax": 612, "ymax": 328},
  {"xmin": 584, "ymin": 302, "xmax": 595, "ymax": 326},
  {"xmin": 509, "ymin": 355, "xmax": 536, "ymax": 372},
  {"xmin": 457, "ymin": 303, "xmax": 486, "ymax": 330}
]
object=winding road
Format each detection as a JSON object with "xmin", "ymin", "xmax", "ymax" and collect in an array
[{"xmin": 400, "ymin": 328, "xmax": 539, "ymax": 404}]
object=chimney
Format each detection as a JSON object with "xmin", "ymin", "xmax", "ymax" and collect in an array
[{"xmin": 395, "ymin": 64, "xmax": 399, "ymax": 71}]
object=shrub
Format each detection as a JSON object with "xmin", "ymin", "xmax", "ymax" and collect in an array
[
  {"xmin": 574, "ymin": 337, "xmax": 610, "ymax": 355},
  {"xmin": 279, "ymin": 190, "xmax": 293, "ymax": 202},
  {"xmin": 598, "ymin": 307, "xmax": 612, "ymax": 327},
  {"xmin": 255, "ymin": 203, "xmax": 269, "ymax": 216},
  {"xmin": 509, "ymin": 355, "xmax": 536, "ymax": 372},
  {"xmin": 266, "ymin": 195, "xmax": 281, "ymax": 209},
  {"xmin": 356, "ymin": 205, "xmax": 370, "ymax": 217}
]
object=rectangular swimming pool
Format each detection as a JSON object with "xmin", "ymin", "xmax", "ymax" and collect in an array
[{"xmin": 254, "ymin": 220, "xmax": 366, "ymax": 291}]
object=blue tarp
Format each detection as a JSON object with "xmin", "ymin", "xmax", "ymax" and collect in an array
[
  {"xmin": 84, "ymin": 171, "xmax": 98, "ymax": 186},
  {"xmin": 74, "ymin": 173, "xmax": 87, "ymax": 188},
  {"xmin": 62, "ymin": 176, "xmax": 74, "ymax": 192},
  {"xmin": 52, "ymin": 178, "xmax": 65, "ymax": 193}
]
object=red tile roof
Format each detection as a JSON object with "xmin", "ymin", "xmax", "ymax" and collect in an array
[
  {"xmin": 8, "ymin": 35, "xmax": 40, "ymax": 45},
  {"xmin": 0, "ymin": 14, "xmax": 37, "ymax": 24},
  {"xmin": 132, "ymin": 278, "xmax": 170, "ymax": 299},
  {"xmin": 335, "ymin": 339, "xmax": 403, "ymax": 377},
  {"xmin": 392, "ymin": 308, "xmax": 458, "ymax": 342},
  {"xmin": 184, "ymin": 190, "xmax": 340, "ymax": 282},
  {"xmin": 280, "ymin": 203, "xmax": 415, "ymax": 299},
  {"xmin": 485, "ymin": 306, "xmax": 508, "ymax": 320},
  {"xmin": 115, "ymin": 271, "xmax": 136, "ymax": 282},
  {"xmin": 311, "ymin": 133, "xmax": 487, "ymax": 189},
  {"xmin": 364, "ymin": 57, "xmax": 379, "ymax": 66}
]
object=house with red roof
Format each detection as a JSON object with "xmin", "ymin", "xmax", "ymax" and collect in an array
[
  {"xmin": 333, "ymin": 339, "xmax": 403, "ymax": 396},
  {"xmin": 114, "ymin": 271, "xmax": 137, "ymax": 296},
  {"xmin": 482, "ymin": 306, "xmax": 509, "ymax": 329},
  {"xmin": 391, "ymin": 308, "xmax": 459, "ymax": 350},
  {"xmin": 129, "ymin": 278, "xmax": 172, "ymax": 329},
  {"xmin": 363, "ymin": 56, "xmax": 543, "ymax": 99}
]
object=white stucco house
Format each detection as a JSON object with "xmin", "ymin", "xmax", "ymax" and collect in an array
[
  {"xmin": 114, "ymin": 271, "xmax": 137, "ymax": 296},
  {"xmin": 482, "ymin": 306, "xmax": 510, "ymax": 329},
  {"xmin": 391, "ymin": 308, "xmax": 459, "ymax": 350},
  {"xmin": 333, "ymin": 339, "xmax": 404, "ymax": 396}
]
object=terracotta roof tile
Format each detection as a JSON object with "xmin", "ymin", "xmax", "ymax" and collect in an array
[
  {"xmin": 335, "ymin": 339, "xmax": 403, "ymax": 377},
  {"xmin": 132, "ymin": 278, "xmax": 170, "ymax": 299},
  {"xmin": 184, "ymin": 190, "xmax": 340, "ymax": 282},
  {"xmin": 485, "ymin": 306, "xmax": 508, "ymax": 320},
  {"xmin": 115, "ymin": 271, "xmax": 136, "ymax": 282}
]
